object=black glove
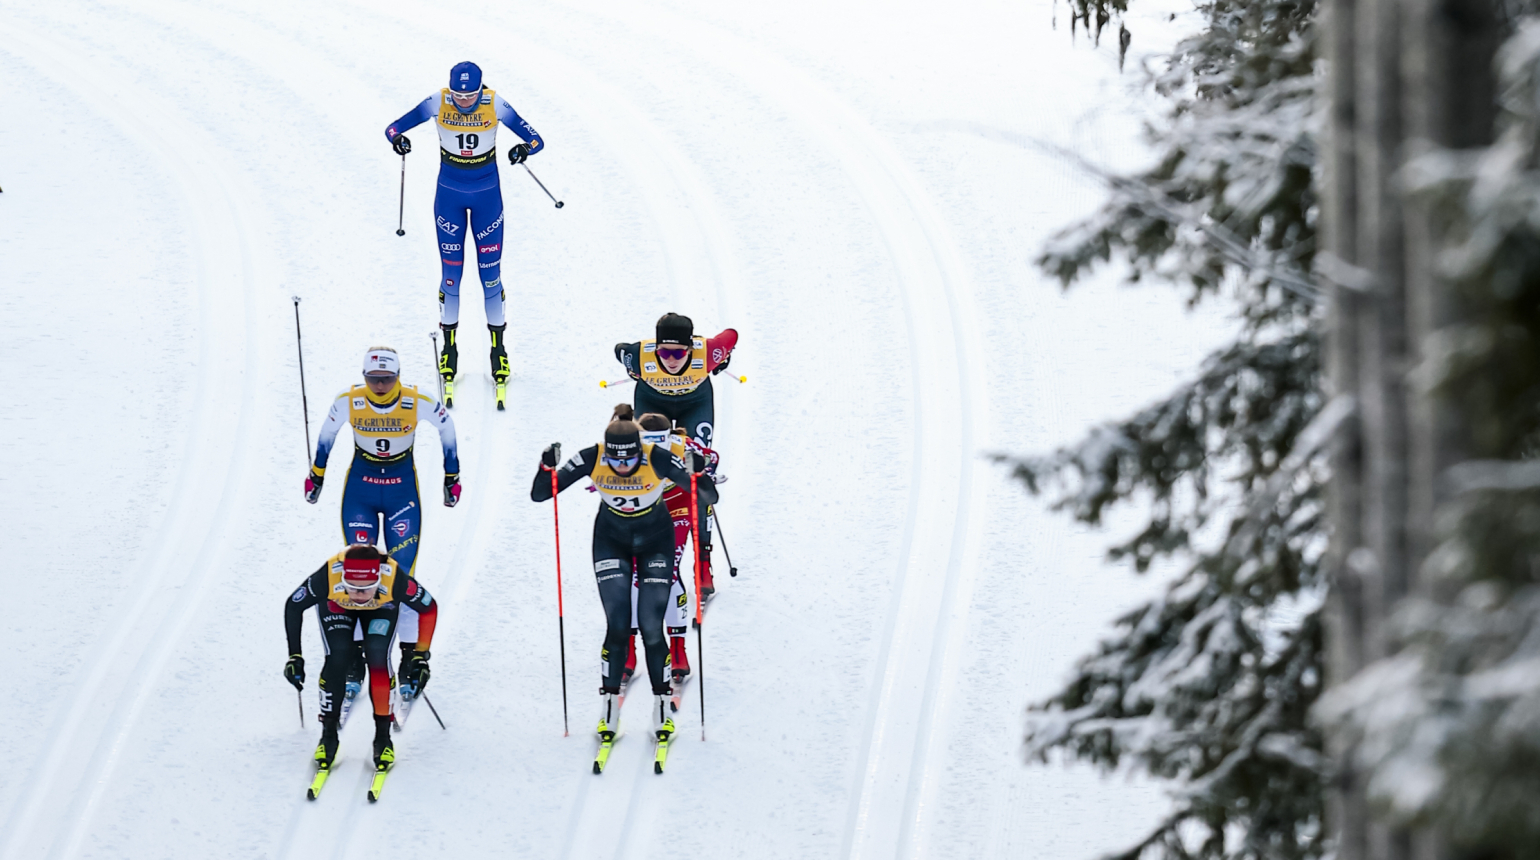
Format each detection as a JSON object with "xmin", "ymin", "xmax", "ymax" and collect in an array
[
  {"xmin": 284, "ymin": 654, "xmax": 305, "ymax": 691},
  {"xmin": 507, "ymin": 143, "xmax": 531, "ymax": 165},
  {"xmin": 304, "ymin": 468, "xmax": 324, "ymax": 504},
  {"xmin": 711, "ymin": 352, "xmax": 732, "ymax": 375},
  {"xmin": 401, "ymin": 650, "xmax": 431, "ymax": 696},
  {"xmin": 444, "ymin": 473, "xmax": 461, "ymax": 507},
  {"xmin": 391, "ymin": 134, "xmax": 412, "ymax": 156},
  {"xmin": 690, "ymin": 450, "xmax": 708, "ymax": 474},
  {"xmin": 541, "ymin": 445, "xmax": 558, "ymax": 468}
]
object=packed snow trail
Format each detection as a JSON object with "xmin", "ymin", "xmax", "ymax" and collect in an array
[{"xmin": 0, "ymin": 0, "xmax": 1223, "ymax": 857}]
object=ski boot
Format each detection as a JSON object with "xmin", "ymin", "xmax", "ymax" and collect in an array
[
  {"xmin": 373, "ymin": 715, "xmax": 395, "ymax": 771},
  {"xmin": 669, "ymin": 632, "xmax": 691, "ymax": 684},
  {"xmin": 439, "ymin": 323, "xmax": 459, "ymax": 407},
  {"xmin": 650, "ymin": 693, "xmax": 676, "ymax": 773},
  {"xmin": 594, "ymin": 691, "xmax": 621, "ymax": 773},
  {"xmin": 314, "ymin": 721, "xmax": 340, "ymax": 770},
  {"xmin": 489, "ymin": 323, "xmax": 509, "ymax": 411}
]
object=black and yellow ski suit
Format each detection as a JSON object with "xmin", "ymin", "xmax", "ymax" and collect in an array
[{"xmin": 531, "ymin": 443, "xmax": 717, "ymax": 695}]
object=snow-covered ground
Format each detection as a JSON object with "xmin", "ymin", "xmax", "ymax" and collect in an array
[{"xmin": 0, "ymin": 1, "xmax": 1230, "ymax": 857}]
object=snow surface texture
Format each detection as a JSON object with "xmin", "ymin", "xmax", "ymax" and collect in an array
[{"xmin": 0, "ymin": 0, "xmax": 1227, "ymax": 857}]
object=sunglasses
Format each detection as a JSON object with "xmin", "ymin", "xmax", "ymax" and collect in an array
[
  {"xmin": 657, "ymin": 347, "xmax": 690, "ymax": 361},
  {"xmin": 365, "ymin": 373, "xmax": 398, "ymax": 384},
  {"xmin": 603, "ymin": 455, "xmax": 640, "ymax": 470},
  {"xmin": 450, "ymin": 88, "xmax": 482, "ymax": 104}
]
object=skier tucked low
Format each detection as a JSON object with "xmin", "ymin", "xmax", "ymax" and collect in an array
[
  {"xmin": 615, "ymin": 313, "xmax": 734, "ymax": 602},
  {"xmin": 283, "ymin": 544, "xmax": 438, "ymax": 787},
  {"xmin": 613, "ymin": 312, "xmax": 737, "ymax": 449},
  {"xmin": 384, "ymin": 60, "xmax": 546, "ymax": 408},
  {"xmin": 304, "ymin": 347, "xmax": 458, "ymax": 685},
  {"xmin": 530, "ymin": 404, "xmax": 719, "ymax": 752},
  {"xmin": 620, "ymin": 411, "xmax": 723, "ymax": 694}
]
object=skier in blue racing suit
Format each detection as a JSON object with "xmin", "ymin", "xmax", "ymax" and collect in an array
[
  {"xmin": 304, "ymin": 346, "xmax": 459, "ymax": 680},
  {"xmin": 384, "ymin": 60, "xmax": 545, "ymax": 403}
]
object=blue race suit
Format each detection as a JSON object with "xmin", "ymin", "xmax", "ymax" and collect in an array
[
  {"xmin": 313, "ymin": 382, "xmax": 459, "ymax": 579},
  {"xmin": 385, "ymin": 89, "xmax": 544, "ymax": 328}
]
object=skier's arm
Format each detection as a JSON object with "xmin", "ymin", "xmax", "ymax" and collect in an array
[
  {"xmin": 395, "ymin": 576, "xmax": 438, "ymax": 650},
  {"xmin": 530, "ymin": 445, "xmax": 599, "ymax": 501},
  {"xmin": 313, "ymin": 393, "xmax": 350, "ymax": 472},
  {"xmin": 706, "ymin": 328, "xmax": 738, "ymax": 374},
  {"xmin": 384, "ymin": 96, "xmax": 437, "ymax": 142},
  {"xmin": 494, "ymin": 95, "xmax": 544, "ymax": 155},
  {"xmin": 419, "ymin": 394, "xmax": 461, "ymax": 475},
  {"xmin": 284, "ymin": 567, "xmax": 328, "ymax": 655},
  {"xmin": 614, "ymin": 342, "xmax": 642, "ymax": 379},
  {"xmin": 654, "ymin": 449, "xmax": 719, "ymax": 507}
]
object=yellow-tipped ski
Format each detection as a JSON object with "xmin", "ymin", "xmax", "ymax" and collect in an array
[
  {"xmin": 593, "ymin": 731, "xmax": 617, "ymax": 774},
  {"xmin": 368, "ymin": 764, "xmax": 391, "ymax": 802},
  {"xmin": 307, "ymin": 756, "xmax": 337, "ymax": 800},
  {"xmin": 654, "ymin": 732, "xmax": 673, "ymax": 774}
]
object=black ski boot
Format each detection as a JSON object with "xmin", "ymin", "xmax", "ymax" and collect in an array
[
  {"xmin": 439, "ymin": 323, "xmax": 459, "ymax": 407},
  {"xmin": 372, "ymin": 715, "xmax": 395, "ymax": 771},
  {"xmin": 489, "ymin": 323, "xmax": 509, "ymax": 410}
]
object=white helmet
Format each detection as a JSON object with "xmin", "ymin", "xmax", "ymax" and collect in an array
[{"xmin": 362, "ymin": 347, "xmax": 400, "ymax": 377}]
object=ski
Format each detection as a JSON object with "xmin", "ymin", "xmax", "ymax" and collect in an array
[
  {"xmin": 690, "ymin": 590, "xmax": 718, "ymax": 630},
  {"xmin": 669, "ymin": 674, "xmax": 692, "ymax": 713},
  {"xmin": 368, "ymin": 761, "xmax": 392, "ymax": 802},
  {"xmin": 593, "ymin": 731, "xmax": 621, "ymax": 774},
  {"xmin": 495, "ymin": 380, "xmax": 507, "ymax": 411},
  {"xmin": 306, "ymin": 756, "xmax": 338, "ymax": 800},
  {"xmin": 335, "ymin": 687, "xmax": 358, "ymax": 728},
  {"xmin": 653, "ymin": 731, "xmax": 673, "ymax": 774},
  {"xmin": 393, "ymin": 683, "xmax": 419, "ymax": 731}
]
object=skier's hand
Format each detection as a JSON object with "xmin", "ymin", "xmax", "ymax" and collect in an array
[
  {"xmin": 401, "ymin": 650, "xmax": 431, "ymax": 696},
  {"xmin": 444, "ymin": 473, "xmax": 461, "ymax": 507},
  {"xmin": 284, "ymin": 654, "xmax": 305, "ymax": 691},
  {"xmin": 541, "ymin": 445, "xmax": 559, "ymax": 468},
  {"xmin": 304, "ymin": 468, "xmax": 324, "ymax": 504},
  {"xmin": 391, "ymin": 134, "xmax": 412, "ymax": 156},
  {"xmin": 711, "ymin": 352, "xmax": 732, "ymax": 375},
  {"xmin": 507, "ymin": 143, "xmax": 531, "ymax": 165}
]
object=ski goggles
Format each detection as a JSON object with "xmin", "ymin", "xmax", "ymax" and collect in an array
[
  {"xmin": 364, "ymin": 372, "xmax": 398, "ymax": 385},
  {"xmin": 602, "ymin": 454, "xmax": 640, "ymax": 471},
  {"xmin": 656, "ymin": 346, "xmax": 690, "ymax": 361},
  {"xmin": 449, "ymin": 87, "xmax": 482, "ymax": 107}
]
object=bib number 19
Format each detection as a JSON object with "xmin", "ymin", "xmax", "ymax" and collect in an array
[{"xmin": 455, "ymin": 133, "xmax": 479, "ymax": 150}]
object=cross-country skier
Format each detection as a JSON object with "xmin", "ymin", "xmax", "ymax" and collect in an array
[
  {"xmin": 613, "ymin": 313, "xmax": 737, "ymax": 449},
  {"xmin": 384, "ymin": 60, "xmax": 546, "ymax": 408},
  {"xmin": 283, "ymin": 544, "xmax": 438, "ymax": 781},
  {"xmin": 530, "ymin": 404, "xmax": 718, "ymax": 749},
  {"xmin": 304, "ymin": 347, "xmax": 458, "ymax": 684}
]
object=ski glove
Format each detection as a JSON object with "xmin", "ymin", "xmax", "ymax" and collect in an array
[
  {"xmin": 391, "ymin": 134, "xmax": 412, "ymax": 156},
  {"xmin": 507, "ymin": 143, "xmax": 531, "ymax": 165},
  {"xmin": 711, "ymin": 353, "xmax": 732, "ymax": 375},
  {"xmin": 541, "ymin": 445, "xmax": 559, "ymax": 468},
  {"xmin": 304, "ymin": 468, "xmax": 324, "ymax": 504},
  {"xmin": 284, "ymin": 654, "xmax": 305, "ymax": 691},
  {"xmin": 444, "ymin": 473, "xmax": 461, "ymax": 507},
  {"xmin": 401, "ymin": 650, "xmax": 431, "ymax": 696}
]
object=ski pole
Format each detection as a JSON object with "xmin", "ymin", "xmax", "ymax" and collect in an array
[
  {"xmin": 292, "ymin": 297, "xmax": 313, "ymax": 466},
  {"xmin": 296, "ymin": 688, "xmax": 305, "ymax": 729},
  {"xmin": 395, "ymin": 153, "xmax": 407, "ymax": 236},
  {"xmin": 549, "ymin": 443, "xmax": 570, "ymax": 736},
  {"xmin": 522, "ymin": 162, "xmax": 565, "ymax": 208},
  {"xmin": 422, "ymin": 692, "xmax": 447, "ymax": 730},
  {"xmin": 430, "ymin": 331, "xmax": 445, "ymax": 405},
  {"xmin": 689, "ymin": 468, "xmax": 706, "ymax": 740},
  {"xmin": 711, "ymin": 509, "xmax": 739, "ymax": 577},
  {"xmin": 599, "ymin": 377, "xmax": 636, "ymax": 389}
]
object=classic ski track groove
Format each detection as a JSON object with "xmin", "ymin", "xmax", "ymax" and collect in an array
[
  {"xmin": 580, "ymin": 12, "xmax": 992, "ymax": 860},
  {"xmin": 0, "ymin": 23, "xmax": 268, "ymax": 860}
]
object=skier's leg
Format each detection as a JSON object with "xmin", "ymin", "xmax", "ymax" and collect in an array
[
  {"xmin": 359, "ymin": 610, "xmax": 399, "ymax": 718},
  {"xmin": 468, "ymin": 189, "xmax": 508, "ymax": 380},
  {"xmin": 635, "ymin": 553, "xmax": 674, "ymax": 695},
  {"xmin": 383, "ymin": 468, "xmax": 422, "ymax": 576},
  {"xmin": 594, "ymin": 555, "xmax": 635, "ymax": 693},
  {"xmin": 469, "ymin": 188, "xmax": 506, "ymax": 327},
  {"xmin": 318, "ymin": 610, "xmax": 359, "ymax": 727},
  {"xmin": 667, "ymin": 570, "xmax": 690, "ymax": 679},
  {"xmin": 340, "ymin": 462, "xmax": 379, "ymax": 548},
  {"xmin": 435, "ymin": 185, "xmax": 470, "ymax": 382}
]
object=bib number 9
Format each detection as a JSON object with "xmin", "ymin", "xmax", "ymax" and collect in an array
[{"xmin": 376, "ymin": 438, "xmax": 391, "ymax": 456}]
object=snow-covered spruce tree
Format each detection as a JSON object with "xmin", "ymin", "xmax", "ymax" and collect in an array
[
  {"xmin": 996, "ymin": 0, "xmax": 1331, "ymax": 857},
  {"xmin": 1317, "ymin": 22, "xmax": 1540, "ymax": 857}
]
